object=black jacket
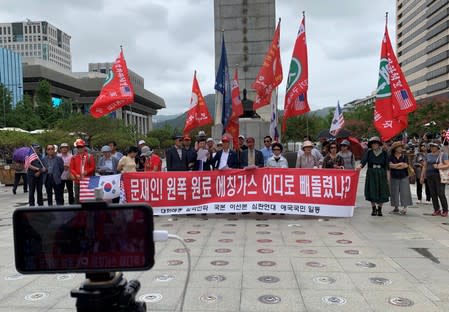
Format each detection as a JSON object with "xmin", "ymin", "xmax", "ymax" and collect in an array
[
  {"xmin": 166, "ymin": 146, "xmax": 188, "ymax": 171},
  {"xmin": 209, "ymin": 149, "xmax": 239, "ymax": 169}
]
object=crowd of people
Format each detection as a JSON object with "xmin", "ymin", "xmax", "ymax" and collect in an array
[{"xmin": 10, "ymin": 129, "xmax": 449, "ymax": 216}]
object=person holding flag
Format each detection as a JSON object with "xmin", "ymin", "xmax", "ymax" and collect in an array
[
  {"xmin": 70, "ymin": 139, "xmax": 96, "ymax": 204},
  {"xmin": 26, "ymin": 144, "xmax": 45, "ymax": 207},
  {"xmin": 283, "ymin": 13, "xmax": 310, "ymax": 132}
]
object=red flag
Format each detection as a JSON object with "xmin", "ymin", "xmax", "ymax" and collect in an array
[
  {"xmin": 90, "ymin": 51, "xmax": 134, "ymax": 118},
  {"xmin": 225, "ymin": 68, "xmax": 244, "ymax": 148},
  {"xmin": 184, "ymin": 71, "xmax": 213, "ymax": 135},
  {"xmin": 283, "ymin": 16, "xmax": 310, "ymax": 131},
  {"xmin": 374, "ymin": 25, "xmax": 411, "ymax": 141},
  {"xmin": 252, "ymin": 19, "xmax": 283, "ymax": 111}
]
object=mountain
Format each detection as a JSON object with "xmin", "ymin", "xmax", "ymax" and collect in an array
[
  {"xmin": 154, "ymin": 93, "xmax": 333, "ymax": 129},
  {"xmin": 154, "ymin": 94, "xmax": 216, "ymax": 130},
  {"xmin": 153, "ymin": 114, "xmax": 181, "ymax": 123}
]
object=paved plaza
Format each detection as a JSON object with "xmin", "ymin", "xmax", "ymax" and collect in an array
[{"xmin": 1, "ymin": 172, "xmax": 449, "ymax": 311}]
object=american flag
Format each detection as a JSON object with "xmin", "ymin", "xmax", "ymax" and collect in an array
[
  {"xmin": 24, "ymin": 148, "xmax": 38, "ymax": 170},
  {"xmin": 394, "ymin": 90, "xmax": 413, "ymax": 110},
  {"xmin": 329, "ymin": 101, "xmax": 345, "ymax": 136},
  {"xmin": 79, "ymin": 177, "xmax": 97, "ymax": 202}
]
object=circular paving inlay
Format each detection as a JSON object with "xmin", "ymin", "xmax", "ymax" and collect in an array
[
  {"xmin": 187, "ymin": 231, "xmax": 200, "ymax": 234},
  {"xmin": 256, "ymin": 231, "xmax": 271, "ymax": 235},
  {"xmin": 227, "ymin": 217, "xmax": 239, "ymax": 221},
  {"xmin": 160, "ymin": 224, "xmax": 173, "ymax": 227},
  {"xmin": 167, "ymin": 217, "xmax": 178, "ymax": 221},
  {"xmin": 328, "ymin": 232, "xmax": 344, "ymax": 235},
  {"xmin": 222, "ymin": 231, "xmax": 235, "ymax": 234},
  {"xmin": 258, "ymin": 276, "xmax": 280, "ymax": 283},
  {"xmin": 300, "ymin": 249, "xmax": 318, "ymax": 254},
  {"xmin": 287, "ymin": 224, "xmax": 302, "ymax": 227},
  {"xmin": 257, "ymin": 248, "xmax": 274, "ymax": 254},
  {"xmin": 184, "ymin": 238, "xmax": 196, "ymax": 243},
  {"xmin": 138, "ymin": 293, "xmax": 163, "ymax": 303},
  {"xmin": 317, "ymin": 218, "xmax": 330, "ymax": 222},
  {"xmin": 258, "ymin": 260, "xmax": 276, "ymax": 267},
  {"xmin": 56, "ymin": 274, "xmax": 74, "ymax": 281},
  {"xmin": 292, "ymin": 230, "xmax": 306, "ymax": 235},
  {"xmin": 258, "ymin": 295, "xmax": 281, "ymax": 304},
  {"xmin": 322, "ymin": 296, "xmax": 347, "ymax": 305},
  {"xmin": 5, "ymin": 273, "xmax": 24, "ymax": 281},
  {"xmin": 174, "ymin": 248, "xmax": 189, "ymax": 253},
  {"xmin": 313, "ymin": 276, "xmax": 336, "ymax": 284},
  {"xmin": 224, "ymin": 224, "xmax": 237, "ymax": 227},
  {"xmin": 336, "ymin": 239, "xmax": 352, "ymax": 244},
  {"xmin": 205, "ymin": 275, "xmax": 226, "ymax": 282},
  {"xmin": 369, "ymin": 277, "xmax": 392, "ymax": 285},
  {"xmin": 356, "ymin": 261, "xmax": 376, "ymax": 268},
  {"xmin": 192, "ymin": 224, "xmax": 203, "ymax": 228},
  {"xmin": 167, "ymin": 260, "xmax": 183, "ymax": 266},
  {"xmin": 155, "ymin": 274, "xmax": 175, "ymax": 282},
  {"xmin": 257, "ymin": 239, "xmax": 272, "ymax": 243},
  {"xmin": 210, "ymin": 260, "xmax": 229, "ymax": 266},
  {"xmin": 256, "ymin": 224, "xmax": 269, "ymax": 227},
  {"xmin": 388, "ymin": 297, "xmax": 414, "ymax": 307},
  {"xmin": 200, "ymin": 294, "xmax": 222, "ymax": 303},
  {"xmin": 306, "ymin": 261, "xmax": 326, "ymax": 268},
  {"xmin": 215, "ymin": 248, "xmax": 232, "ymax": 253},
  {"xmin": 24, "ymin": 292, "xmax": 49, "ymax": 301},
  {"xmin": 218, "ymin": 238, "xmax": 233, "ymax": 243},
  {"xmin": 344, "ymin": 249, "xmax": 360, "ymax": 255},
  {"xmin": 296, "ymin": 239, "xmax": 312, "ymax": 244}
]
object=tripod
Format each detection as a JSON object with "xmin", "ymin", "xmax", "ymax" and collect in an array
[{"xmin": 71, "ymin": 272, "xmax": 146, "ymax": 312}]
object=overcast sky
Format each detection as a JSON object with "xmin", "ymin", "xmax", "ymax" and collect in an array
[{"xmin": 1, "ymin": 0, "xmax": 396, "ymax": 115}]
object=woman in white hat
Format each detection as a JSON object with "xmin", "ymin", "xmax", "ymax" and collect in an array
[
  {"xmin": 357, "ymin": 136, "xmax": 390, "ymax": 216},
  {"xmin": 296, "ymin": 140, "xmax": 320, "ymax": 168}
]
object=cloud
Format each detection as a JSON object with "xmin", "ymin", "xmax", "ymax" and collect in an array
[{"xmin": 1, "ymin": 0, "xmax": 396, "ymax": 116}]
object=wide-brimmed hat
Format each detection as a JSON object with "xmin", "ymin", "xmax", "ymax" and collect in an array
[
  {"xmin": 390, "ymin": 141, "xmax": 404, "ymax": 153},
  {"xmin": 429, "ymin": 140, "xmax": 441, "ymax": 149},
  {"xmin": 101, "ymin": 145, "xmax": 112, "ymax": 153},
  {"xmin": 206, "ymin": 137, "xmax": 214, "ymax": 143},
  {"xmin": 140, "ymin": 146, "xmax": 153, "ymax": 157},
  {"xmin": 368, "ymin": 136, "xmax": 381, "ymax": 148},
  {"xmin": 340, "ymin": 139, "xmax": 350, "ymax": 146},
  {"xmin": 302, "ymin": 140, "xmax": 314, "ymax": 149}
]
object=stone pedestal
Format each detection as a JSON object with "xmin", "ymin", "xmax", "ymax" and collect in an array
[{"xmin": 212, "ymin": 118, "xmax": 270, "ymax": 149}]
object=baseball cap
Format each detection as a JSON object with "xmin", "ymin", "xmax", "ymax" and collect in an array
[
  {"xmin": 207, "ymin": 137, "xmax": 214, "ymax": 143},
  {"xmin": 138, "ymin": 140, "xmax": 146, "ymax": 145},
  {"xmin": 238, "ymin": 135, "xmax": 245, "ymax": 140},
  {"xmin": 60, "ymin": 142, "xmax": 69, "ymax": 148}
]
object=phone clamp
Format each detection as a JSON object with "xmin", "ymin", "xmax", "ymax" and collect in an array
[{"xmin": 71, "ymin": 272, "xmax": 146, "ymax": 312}]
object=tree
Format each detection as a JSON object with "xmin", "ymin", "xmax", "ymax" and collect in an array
[
  {"xmin": 35, "ymin": 80, "xmax": 60, "ymax": 127},
  {"xmin": 7, "ymin": 94, "xmax": 42, "ymax": 130},
  {"xmin": 0, "ymin": 85, "xmax": 13, "ymax": 127}
]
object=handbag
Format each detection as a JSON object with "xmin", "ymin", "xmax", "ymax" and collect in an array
[
  {"xmin": 438, "ymin": 153, "xmax": 449, "ymax": 184},
  {"xmin": 407, "ymin": 163, "xmax": 416, "ymax": 184}
]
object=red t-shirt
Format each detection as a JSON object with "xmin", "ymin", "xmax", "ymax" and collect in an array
[{"xmin": 144, "ymin": 154, "xmax": 162, "ymax": 172}]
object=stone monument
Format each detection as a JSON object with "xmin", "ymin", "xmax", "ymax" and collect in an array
[{"xmin": 212, "ymin": 0, "xmax": 275, "ymax": 148}]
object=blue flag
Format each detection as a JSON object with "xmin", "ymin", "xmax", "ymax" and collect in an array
[{"xmin": 215, "ymin": 35, "xmax": 232, "ymax": 132}]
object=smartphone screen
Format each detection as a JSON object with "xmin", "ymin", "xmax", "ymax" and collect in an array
[{"xmin": 13, "ymin": 204, "xmax": 155, "ymax": 274}]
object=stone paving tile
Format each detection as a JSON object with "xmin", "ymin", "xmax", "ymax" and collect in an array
[
  {"xmin": 291, "ymin": 257, "xmax": 345, "ymax": 273},
  {"xmin": 300, "ymin": 289, "xmax": 373, "ymax": 312},
  {"xmin": 240, "ymin": 288, "xmax": 306, "ymax": 312},
  {"xmin": 362, "ymin": 290, "xmax": 441, "ymax": 312},
  {"xmin": 189, "ymin": 270, "xmax": 242, "ymax": 288},
  {"xmin": 337, "ymin": 258, "xmax": 399, "ymax": 273},
  {"xmin": 297, "ymin": 272, "xmax": 357, "ymax": 290},
  {"xmin": 183, "ymin": 286, "xmax": 241, "ymax": 311},
  {"xmin": 242, "ymin": 270, "xmax": 298, "ymax": 289},
  {"xmin": 348, "ymin": 272, "xmax": 418, "ymax": 291}
]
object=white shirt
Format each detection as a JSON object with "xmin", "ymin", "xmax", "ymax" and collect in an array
[
  {"xmin": 219, "ymin": 149, "xmax": 230, "ymax": 169},
  {"xmin": 266, "ymin": 155, "xmax": 289, "ymax": 168}
]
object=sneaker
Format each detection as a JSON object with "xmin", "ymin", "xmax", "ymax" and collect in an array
[
  {"xmin": 441, "ymin": 211, "xmax": 448, "ymax": 217},
  {"xmin": 425, "ymin": 201, "xmax": 432, "ymax": 205},
  {"xmin": 432, "ymin": 210, "xmax": 441, "ymax": 216},
  {"xmin": 416, "ymin": 201, "xmax": 422, "ymax": 204}
]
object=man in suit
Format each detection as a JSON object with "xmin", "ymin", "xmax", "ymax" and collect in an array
[
  {"xmin": 209, "ymin": 136, "xmax": 239, "ymax": 169},
  {"xmin": 239, "ymin": 137, "xmax": 264, "ymax": 168},
  {"xmin": 182, "ymin": 135, "xmax": 197, "ymax": 171},
  {"xmin": 42, "ymin": 144, "xmax": 65, "ymax": 206},
  {"xmin": 166, "ymin": 135, "xmax": 188, "ymax": 171}
]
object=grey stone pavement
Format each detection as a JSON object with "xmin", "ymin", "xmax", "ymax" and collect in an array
[{"xmin": 1, "ymin": 171, "xmax": 449, "ymax": 311}]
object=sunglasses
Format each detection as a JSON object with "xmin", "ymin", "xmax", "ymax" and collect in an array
[{"xmin": 46, "ymin": 147, "xmax": 55, "ymax": 150}]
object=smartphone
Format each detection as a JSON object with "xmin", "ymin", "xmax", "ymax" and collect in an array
[{"xmin": 13, "ymin": 203, "xmax": 155, "ymax": 274}]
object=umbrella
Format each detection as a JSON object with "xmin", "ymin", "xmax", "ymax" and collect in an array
[
  {"xmin": 13, "ymin": 147, "xmax": 31, "ymax": 162},
  {"xmin": 317, "ymin": 128, "xmax": 352, "ymax": 139}
]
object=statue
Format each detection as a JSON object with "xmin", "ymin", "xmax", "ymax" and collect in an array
[{"xmin": 241, "ymin": 89, "xmax": 260, "ymax": 118}]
